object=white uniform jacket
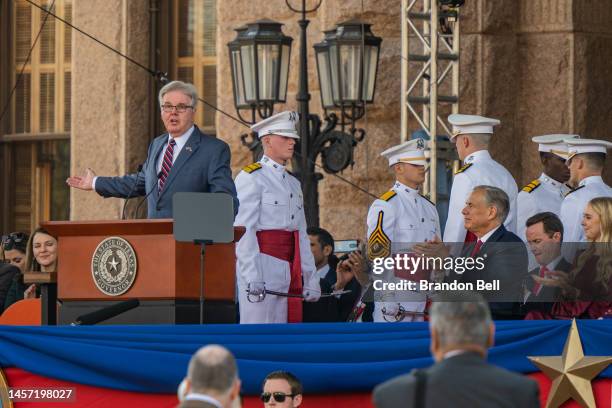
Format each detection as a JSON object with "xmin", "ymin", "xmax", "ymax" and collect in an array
[
  {"xmin": 560, "ymin": 176, "xmax": 612, "ymax": 261},
  {"xmin": 443, "ymin": 150, "xmax": 518, "ymax": 246},
  {"xmin": 366, "ymin": 181, "xmax": 441, "ymax": 322},
  {"xmin": 234, "ymin": 155, "xmax": 319, "ymax": 323},
  {"xmin": 517, "ymin": 173, "xmax": 570, "ymax": 241}
]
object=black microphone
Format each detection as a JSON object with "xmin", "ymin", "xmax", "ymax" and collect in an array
[
  {"xmin": 134, "ymin": 170, "xmax": 162, "ymax": 218},
  {"xmin": 71, "ymin": 298, "xmax": 139, "ymax": 325},
  {"xmin": 121, "ymin": 164, "xmax": 144, "ymax": 220}
]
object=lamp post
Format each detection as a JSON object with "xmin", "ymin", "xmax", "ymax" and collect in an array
[{"xmin": 228, "ymin": 2, "xmax": 382, "ymax": 227}]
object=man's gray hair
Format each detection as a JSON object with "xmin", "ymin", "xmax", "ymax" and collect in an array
[
  {"xmin": 473, "ymin": 185, "xmax": 509, "ymax": 223},
  {"xmin": 187, "ymin": 345, "xmax": 238, "ymax": 395},
  {"xmin": 159, "ymin": 80, "xmax": 198, "ymax": 108},
  {"xmin": 465, "ymin": 133, "xmax": 491, "ymax": 148},
  {"xmin": 429, "ymin": 292, "xmax": 492, "ymax": 349}
]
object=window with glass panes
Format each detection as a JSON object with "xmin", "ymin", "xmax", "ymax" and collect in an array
[
  {"xmin": 174, "ymin": 0, "xmax": 217, "ymax": 132},
  {"xmin": 4, "ymin": 0, "xmax": 71, "ymax": 232}
]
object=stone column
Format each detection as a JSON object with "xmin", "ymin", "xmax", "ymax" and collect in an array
[{"xmin": 71, "ymin": 0, "xmax": 150, "ymax": 220}]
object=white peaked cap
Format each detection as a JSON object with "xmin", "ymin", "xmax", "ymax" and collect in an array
[
  {"xmin": 532, "ymin": 134, "xmax": 579, "ymax": 159},
  {"xmin": 566, "ymin": 138, "xmax": 612, "ymax": 160},
  {"xmin": 380, "ymin": 138, "xmax": 429, "ymax": 167},
  {"xmin": 251, "ymin": 111, "xmax": 300, "ymax": 139},
  {"xmin": 448, "ymin": 114, "xmax": 500, "ymax": 140}
]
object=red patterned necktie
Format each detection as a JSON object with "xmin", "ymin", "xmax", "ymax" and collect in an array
[
  {"xmin": 532, "ymin": 265, "xmax": 548, "ymax": 296},
  {"xmin": 159, "ymin": 138, "xmax": 176, "ymax": 192},
  {"xmin": 469, "ymin": 239, "xmax": 483, "ymax": 257}
]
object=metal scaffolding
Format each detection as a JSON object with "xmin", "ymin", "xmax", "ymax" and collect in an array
[{"xmin": 400, "ymin": 0, "xmax": 461, "ymax": 203}]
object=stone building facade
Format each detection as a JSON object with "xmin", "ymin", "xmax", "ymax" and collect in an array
[{"xmin": 1, "ymin": 0, "xmax": 610, "ymax": 240}]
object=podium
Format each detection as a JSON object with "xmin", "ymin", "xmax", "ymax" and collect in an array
[{"xmin": 42, "ymin": 220, "xmax": 244, "ymax": 325}]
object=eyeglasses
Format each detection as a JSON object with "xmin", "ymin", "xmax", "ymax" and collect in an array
[
  {"xmin": 161, "ymin": 103, "xmax": 193, "ymax": 113},
  {"xmin": 260, "ymin": 392, "xmax": 297, "ymax": 403},
  {"xmin": 2, "ymin": 232, "xmax": 27, "ymax": 250}
]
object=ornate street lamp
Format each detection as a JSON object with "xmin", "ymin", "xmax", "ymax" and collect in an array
[
  {"xmin": 228, "ymin": 3, "xmax": 382, "ymax": 226},
  {"xmin": 228, "ymin": 20, "xmax": 292, "ymax": 122}
]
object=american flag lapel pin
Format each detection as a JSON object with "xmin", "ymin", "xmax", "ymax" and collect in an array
[{"xmin": 186, "ymin": 146, "xmax": 192, "ymax": 153}]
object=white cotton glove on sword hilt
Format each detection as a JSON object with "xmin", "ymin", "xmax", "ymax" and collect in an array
[{"xmin": 302, "ymin": 287, "xmax": 321, "ymax": 302}]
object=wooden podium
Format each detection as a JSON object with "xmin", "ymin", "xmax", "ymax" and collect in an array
[{"xmin": 43, "ymin": 220, "xmax": 244, "ymax": 325}]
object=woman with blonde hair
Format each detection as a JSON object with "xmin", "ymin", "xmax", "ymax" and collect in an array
[{"xmin": 532, "ymin": 196, "xmax": 612, "ymax": 318}]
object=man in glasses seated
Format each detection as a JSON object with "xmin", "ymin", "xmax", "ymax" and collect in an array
[
  {"xmin": 261, "ymin": 371, "xmax": 303, "ymax": 408},
  {"xmin": 66, "ymin": 80, "xmax": 238, "ymax": 219}
]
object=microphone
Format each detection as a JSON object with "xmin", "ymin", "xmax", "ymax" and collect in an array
[
  {"xmin": 121, "ymin": 164, "xmax": 144, "ymax": 220},
  {"xmin": 134, "ymin": 170, "xmax": 162, "ymax": 218},
  {"xmin": 71, "ymin": 298, "xmax": 140, "ymax": 325}
]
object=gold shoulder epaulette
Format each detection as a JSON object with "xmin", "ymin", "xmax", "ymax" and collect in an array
[
  {"xmin": 242, "ymin": 162, "xmax": 262, "ymax": 174},
  {"xmin": 565, "ymin": 185, "xmax": 584, "ymax": 197},
  {"xmin": 454, "ymin": 163, "xmax": 473, "ymax": 175},
  {"xmin": 420, "ymin": 194, "xmax": 436, "ymax": 207},
  {"xmin": 522, "ymin": 179, "xmax": 541, "ymax": 193},
  {"xmin": 379, "ymin": 190, "xmax": 397, "ymax": 202}
]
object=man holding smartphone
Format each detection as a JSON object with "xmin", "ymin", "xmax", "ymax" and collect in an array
[{"xmin": 366, "ymin": 139, "xmax": 441, "ymax": 322}]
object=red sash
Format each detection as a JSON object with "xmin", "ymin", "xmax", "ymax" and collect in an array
[{"xmin": 256, "ymin": 230, "xmax": 303, "ymax": 323}]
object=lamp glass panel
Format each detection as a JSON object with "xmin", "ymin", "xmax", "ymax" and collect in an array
[
  {"xmin": 240, "ymin": 44, "xmax": 256, "ymax": 102},
  {"xmin": 362, "ymin": 45, "xmax": 378, "ymax": 101},
  {"xmin": 257, "ymin": 43, "xmax": 280, "ymax": 101},
  {"xmin": 231, "ymin": 49, "xmax": 246, "ymax": 106},
  {"xmin": 339, "ymin": 44, "xmax": 361, "ymax": 102},
  {"xmin": 329, "ymin": 44, "xmax": 339, "ymax": 102},
  {"xmin": 278, "ymin": 44, "xmax": 290, "ymax": 101},
  {"xmin": 316, "ymin": 50, "xmax": 333, "ymax": 108}
]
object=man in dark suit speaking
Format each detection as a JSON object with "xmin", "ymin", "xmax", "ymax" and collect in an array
[
  {"xmin": 373, "ymin": 292, "xmax": 539, "ymax": 408},
  {"xmin": 66, "ymin": 80, "xmax": 238, "ymax": 219}
]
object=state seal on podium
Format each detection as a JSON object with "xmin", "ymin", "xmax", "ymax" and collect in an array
[{"xmin": 91, "ymin": 236, "xmax": 138, "ymax": 296}]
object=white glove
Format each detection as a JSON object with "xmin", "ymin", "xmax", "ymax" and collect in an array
[
  {"xmin": 302, "ymin": 287, "xmax": 321, "ymax": 302},
  {"xmin": 247, "ymin": 281, "xmax": 266, "ymax": 296}
]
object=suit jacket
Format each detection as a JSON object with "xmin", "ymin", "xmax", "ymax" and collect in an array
[
  {"xmin": 0, "ymin": 264, "xmax": 19, "ymax": 314},
  {"xmin": 448, "ymin": 225, "xmax": 528, "ymax": 319},
  {"xmin": 323, "ymin": 267, "xmax": 362, "ymax": 322},
  {"xmin": 522, "ymin": 257, "xmax": 572, "ymax": 314},
  {"xmin": 372, "ymin": 352, "xmax": 540, "ymax": 408},
  {"xmin": 177, "ymin": 399, "xmax": 219, "ymax": 408},
  {"xmin": 96, "ymin": 126, "xmax": 238, "ymax": 219}
]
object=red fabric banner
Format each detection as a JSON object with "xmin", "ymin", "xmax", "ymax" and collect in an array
[{"xmin": 4, "ymin": 368, "xmax": 611, "ymax": 408}]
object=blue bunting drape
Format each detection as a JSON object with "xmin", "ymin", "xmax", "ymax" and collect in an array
[{"xmin": 1, "ymin": 320, "xmax": 611, "ymax": 394}]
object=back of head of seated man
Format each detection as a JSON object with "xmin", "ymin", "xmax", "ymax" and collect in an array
[
  {"xmin": 180, "ymin": 344, "xmax": 241, "ymax": 408},
  {"xmin": 373, "ymin": 292, "xmax": 540, "ymax": 408},
  {"xmin": 261, "ymin": 371, "xmax": 303, "ymax": 408}
]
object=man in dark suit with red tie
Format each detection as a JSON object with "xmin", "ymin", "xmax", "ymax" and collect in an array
[
  {"xmin": 521, "ymin": 212, "xmax": 573, "ymax": 316},
  {"xmin": 448, "ymin": 185, "xmax": 528, "ymax": 319},
  {"xmin": 66, "ymin": 81, "xmax": 238, "ymax": 219}
]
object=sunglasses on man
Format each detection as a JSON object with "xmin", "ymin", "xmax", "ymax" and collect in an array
[
  {"xmin": 260, "ymin": 392, "xmax": 297, "ymax": 403},
  {"xmin": 1, "ymin": 233, "xmax": 27, "ymax": 251}
]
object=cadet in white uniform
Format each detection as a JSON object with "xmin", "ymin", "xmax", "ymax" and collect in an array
[
  {"xmin": 560, "ymin": 138, "xmax": 612, "ymax": 261},
  {"xmin": 516, "ymin": 134, "xmax": 577, "ymax": 241},
  {"xmin": 443, "ymin": 114, "xmax": 518, "ymax": 251},
  {"xmin": 366, "ymin": 139, "xmax": 441, "ymax": 322},
  {"xmin": 234, "ymin": 111, "xmax": 320, "ymax": 324}
]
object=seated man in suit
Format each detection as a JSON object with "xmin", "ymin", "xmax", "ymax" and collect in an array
[
  {"xmin": 178, "ymin": 344, "xmax": 241, "ymax": 408},
  {"xmin": 261, "ymin": 371, "xmax": 303, "ymax": 408},
  {"xmin": 522, "ymin": 212, "xmax": 572, "ymax": 316},
  {"xmin": 373, "ymin": 292, "xmax": 539, "ymax": 408},
  {"xmin": 451, "ymin": 185, "xmax": 528, "ymax": 318},
  {"xmin": 66, "ymin": 80, "xmax": 238, "ymax": 219},
  {"xmin": 303, "ymin": 227, "xmax": 361, "ymax": 322}
]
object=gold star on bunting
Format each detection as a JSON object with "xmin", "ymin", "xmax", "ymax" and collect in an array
[{"xmin": 528, "ymin": 319, "xmax": 612, "ymax": 408}]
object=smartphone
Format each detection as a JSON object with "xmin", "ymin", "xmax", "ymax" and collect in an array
[{"xmin": 335, "ymin": 239, "xmax": 359, "ymax": 254}]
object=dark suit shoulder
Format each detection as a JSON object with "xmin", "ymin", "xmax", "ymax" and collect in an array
[
  {"xmin": 489, "ymin": 226, "xmax": 523, "ymax": 243},
  {"xmin": 373, "ymin": 372, "xmax": 416, "ymax": 408}
]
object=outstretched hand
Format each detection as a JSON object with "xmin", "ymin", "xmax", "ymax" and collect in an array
[{"xmin": 66, "ymin": 168, "xmax": 96, "ymax": 191}]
